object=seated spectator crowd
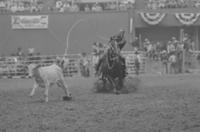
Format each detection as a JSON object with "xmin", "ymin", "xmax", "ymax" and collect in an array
[
  {"xmin": 0, "ymin": 0, "xmax": 135, "ymax": 14},
  {"xmin": 146, "ymin": 0, "xmax": 200, "ymax": 10}
]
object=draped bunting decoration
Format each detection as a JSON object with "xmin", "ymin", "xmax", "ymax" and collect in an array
[
  {"xmin": 175, "ymin": 13, "xmax": 200, "ymax": 25},
  {"xmin": 139, "ymin": 12, "xmax": 166, "ymax": 25}
]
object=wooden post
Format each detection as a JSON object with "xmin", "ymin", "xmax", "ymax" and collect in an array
[
  {"xmin": 180, "ymin": 28, "xmax": 185, "ymax": 73},
  {"xmin": 128, "ymin": 6, "xmax": 135, "ymax": 44},
  {"xmin": 195, "ymin": 27, "xmax": 199, "ymax": 50},
  {"xmin": 180, "ymin": 28, "xmax": 184, "ymax": 42},
  {"xmin": 116, "ymin": 0, "xmax": 119, "ymax": 11},
  {"xmin": 139, "ymin": 34, "xmax": 142, "ymax": 49},
  {"xmin": 182, "ymin": 49, "xmax": 185, "ymax": 73}
]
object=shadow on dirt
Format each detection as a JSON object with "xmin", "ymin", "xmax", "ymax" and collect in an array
[
  {"xmin": 93, "ymin": 76, "xmax": 141, "ymax": 94},
  {"xmin": 28, "ymin": 97, "xmax": 74, "ymax": 104}
]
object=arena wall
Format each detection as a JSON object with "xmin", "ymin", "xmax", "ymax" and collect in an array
[{"xmin": 0, "ymin": 11, "xmax": 131, "ymax": 56}]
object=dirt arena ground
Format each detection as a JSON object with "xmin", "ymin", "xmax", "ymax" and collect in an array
[{"xmin": 1, "ymin": 74, "xmax": 200, "ymax": 132}]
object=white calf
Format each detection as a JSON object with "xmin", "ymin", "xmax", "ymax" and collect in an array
[{"xmin": 28, "ymin": 61, "xmax": 71, "ymax": 102}]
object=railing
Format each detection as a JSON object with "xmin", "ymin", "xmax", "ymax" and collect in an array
[
  {"xmin": 185, "ymin": 50, "xmax": 200, "ymax": 71},
  {"xmin": 0, "ymin": 54, "xmax": 81, "ymax": 78},
  {"xmin": 0, "ymin": 52, "xmax": 146, "ymax": 79}
]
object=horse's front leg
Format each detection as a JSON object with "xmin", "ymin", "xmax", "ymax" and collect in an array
[{"xmin": 107, "ymin": 76, "xmax": 120, "ymax": 94}]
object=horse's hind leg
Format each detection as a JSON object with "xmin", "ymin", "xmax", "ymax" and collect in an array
[
  {"xmin": 102, "ymin": 77, "xmax": 110, "ymax": 91},
  {"xmin": 118, "ymin": 78, "xmax": 124, "ymax": 91}
]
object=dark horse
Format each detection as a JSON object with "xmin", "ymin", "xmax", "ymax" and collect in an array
[{"xmin": 95, "ymin": 42, "xmax": 126, "ymax": 94}]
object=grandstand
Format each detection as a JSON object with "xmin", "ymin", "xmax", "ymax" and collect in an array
[{"xmin": 132, "ymin": 0, "xmax": 200, "ymax": 50}]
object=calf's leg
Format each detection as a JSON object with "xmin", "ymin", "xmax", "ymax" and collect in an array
[
  {"xmin": 30, "ymin": 81, "xmax": 38, "ymax": 97},
  {"xmin": 44, "ymin": 81, "xmax": 50, "ymax": 102},
  {"xmin": 57, "ymin": 78, "xmax": 71, "ymax": 97}
]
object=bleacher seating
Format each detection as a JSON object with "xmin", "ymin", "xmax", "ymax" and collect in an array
[
  {"xmin": 145, "ymin": 0, "xmax": 200, "ymax": 10},
  {"xmin": 0, "ymin": 0, "xmax": 134, "ymax": 14}
]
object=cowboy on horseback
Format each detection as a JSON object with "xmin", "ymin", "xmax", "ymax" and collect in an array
[{"xmin": 95, "ymin": 29, "xmax": 127, "ymax": 77}]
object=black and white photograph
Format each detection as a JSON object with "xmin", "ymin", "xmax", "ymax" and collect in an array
[{"xmin": 0, "ymin": 0, "xmax": 200, "ymax": 131}]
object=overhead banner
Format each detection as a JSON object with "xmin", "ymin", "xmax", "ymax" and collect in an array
[{"xmin": 11, "ymin": 15, "xmax": 48, "ymax": 29}]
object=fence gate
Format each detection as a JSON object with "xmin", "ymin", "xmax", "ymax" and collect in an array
[{"xmin": 122, "ymin": 51, "xmax": 146, "ymax": 75}]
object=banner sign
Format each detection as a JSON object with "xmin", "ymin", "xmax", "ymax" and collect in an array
[{"xmin": 11, "ymin": 15, "xmax": 48, "ymax": 29}]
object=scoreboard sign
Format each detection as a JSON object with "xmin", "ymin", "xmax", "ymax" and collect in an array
[{"xmin": 11, "ymin": 15, "xmax": 48, "ymax": 29}]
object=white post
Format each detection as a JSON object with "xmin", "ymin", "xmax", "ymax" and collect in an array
[
  {"xmin": 180, "ymin": 28, "xmax": 185, "ymax": 73},
  {"xmin": 195, "ymin": 27, "xmax": 199, "ymax": 50},
  {"xmin": 130, "ymin": 18, "xmax": 133, "ymax": 35},
  {"xmin": 139, "ymin": 34, "xmax": 142, "ymax": 49}
]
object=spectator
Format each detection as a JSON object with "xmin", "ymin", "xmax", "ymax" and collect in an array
[
  {"xmin": 84, "ymin": 4, "xmax": 90, "ymax": 12},
  {"xmin": 134, "ymin": 51, "xmax": 141, "ymax": 75},
  {"xmin": 16, "ymin": 47, "xmax": 24, "ymax": 57},
  {"xmin": 146, "ymin": 0, "xmax": 190, "ymax": 9},
  {"xmin": 167, "ymin": 41, "xmax": 175, "ymax": 54},
  {"xmin": 197, "ymin": 53, "xmax": 200, "ymax": 64},
  {"xmin": 160, "ymin": 50, "xmax": 168, "ymax": 74},
  {"xmin": 91, "ymin": 3, "xmax": 102, "ymax": 12},
  {"xmin": 176, "ymin": 44, "xmax": 183, "ymax": 73},
  {"xmin": 80, "ymin": 52, "xmax": 90, "ymax": 77},
  {"xmin": 147, "ymin": 42, "xmax": 153, "ymax": 59},
  {"xmin": 105, "ymin": 2, "xmax": 117, "ymax": 10},
  {"xmin": 69, "ymin": 4, "xmax": 79, "ymax": 12},
  {"xmin": 169, "ymin": 52, "xmax": 177, "ymax": 74},
  {"xmin": 131, "ymin": 37, "xmax": 139, "ymax": 50},
  {"xmin": 193, "ymin": 0, "xmax": 200, "ymax": 8},
  {"xmin": 0, "ymin": 0, "xmax": 133, "ymax": 14},
  {"xmin": 143, "ymin": 38, "xmax": 150, "ymax": 51},
  {"xmin": 28, "ymin": 48, "xmax": 35, "ymax": 56},
  {"xmin": 190, "ymin": 41, "xmax": 195, "ymax": 50}
]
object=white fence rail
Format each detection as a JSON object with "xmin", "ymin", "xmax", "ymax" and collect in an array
[
  {"xmin": 0, "ymin": 54, "xmax": 81, "ymax": 78},
  {"xmin": 122, "ymin": 51, "xmax": 146, "ymax": 74},
  {"xmin": 0, "ymin": 52, "xmax": 146, "ymax": 79}
]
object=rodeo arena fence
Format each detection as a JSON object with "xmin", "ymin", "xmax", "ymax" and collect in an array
[
  {"xmin": 1, "ymin": 50, "xmax": 200, "ymax": 79},
  {"xmin": 0, "ymin": 51, "xmax": 147, "ymax": 79},
  {"xmin": 185, "ymin": 50, "xmax": 200, "ymax": 73}
]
